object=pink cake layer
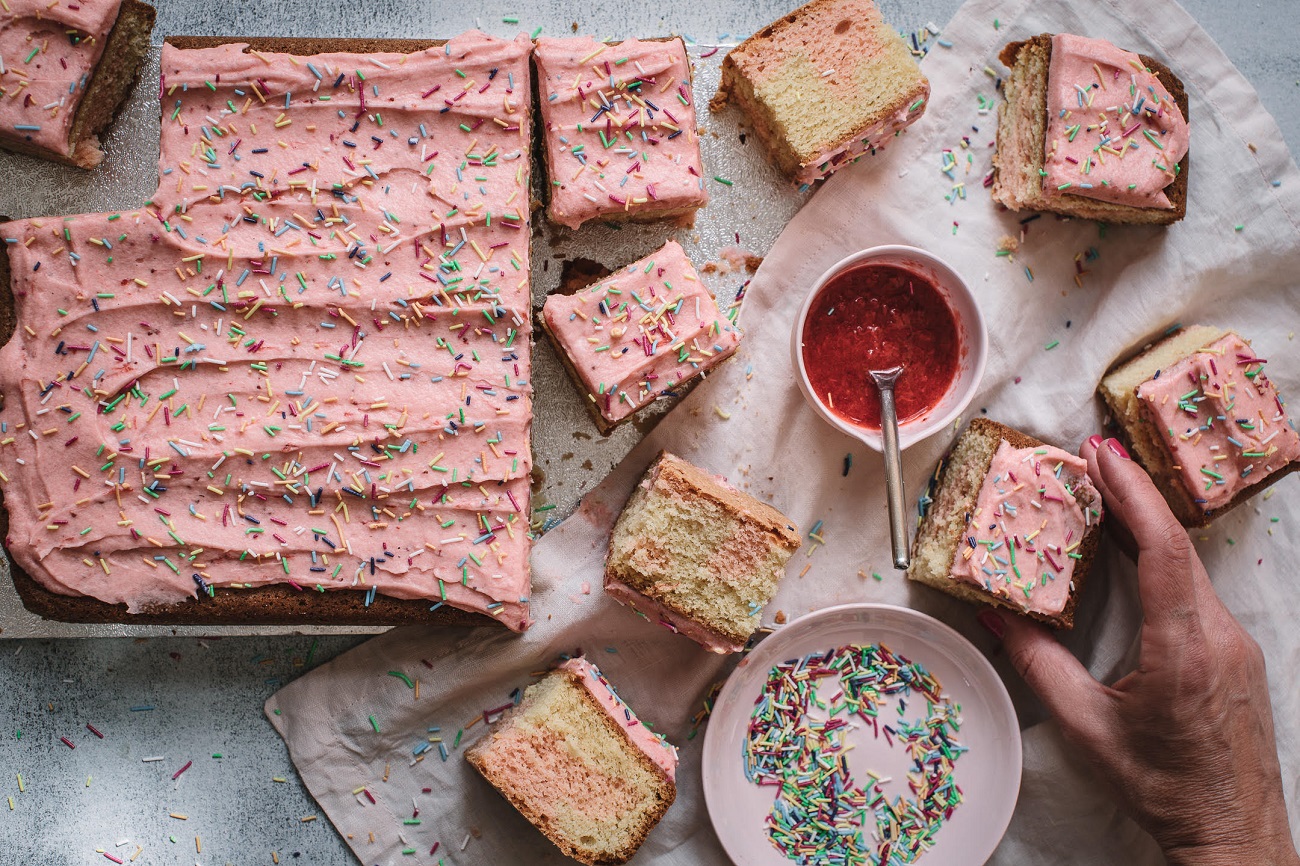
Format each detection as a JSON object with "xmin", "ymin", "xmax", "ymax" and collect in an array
[
  {"xmin": 541, "ymin": 240, "xmax": 741, "ymax": 427},
  {"xmin": 0, "ymin": 32, "xmax": 537, "ymax": 628},
  {"xmin": 534, "ymin": 36, "xmax": 708, "ymax": 229}
]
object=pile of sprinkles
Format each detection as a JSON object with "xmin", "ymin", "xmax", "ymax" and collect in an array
[
  {"xmin": 0, "ymin": 33, "xmax": 538, "ymax": 627},
  {"xmin": 745, "ymin": 644, "xmax": 965, "ymax": 865}
]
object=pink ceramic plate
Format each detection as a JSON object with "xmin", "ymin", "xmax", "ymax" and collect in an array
[{"xmin": 702, "ymin": 603, "xmax": 1021, "ymax": 866}]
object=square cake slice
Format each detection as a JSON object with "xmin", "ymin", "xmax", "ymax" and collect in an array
[
  {"xmin": 908, "ymin": 418, "xmax": 1104, "ymax": 629},
  {"xmin": 534, "ymin": 36, "xmax": 708, "ymax": 229},
  {"xmin": 0, "ymin": 0, "xmax": 155, "ymax": 167},
  {"xmin": 711, "ymin": 0, "xmax": 929, "ymax": 187},
  {"xmin": 605, "ymin": 451, "xmax": 800, "ymax": 653},
  {"xmin": 1099, "ymin": 326, "xmax": 1300, "ymax": 527},
  {"xmin": 991, "ymin": 34, "xmax": 1189, "ymax": 225},
  {"xmin": 540, "ymin": 239, "xmax": 742, "ymax": 433},
  {"xmin": 466, "ymin": 657, "xmax": 677, "ymax": 866}
]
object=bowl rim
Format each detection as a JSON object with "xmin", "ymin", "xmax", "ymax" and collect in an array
[{"xmin": 790, "ymin": 244, "xmax": 988, "ymax": 452}]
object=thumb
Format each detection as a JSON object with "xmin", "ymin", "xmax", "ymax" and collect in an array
[{"xmin": 980, "ymin": 609, "xmax": 1112, "ymax": 739}]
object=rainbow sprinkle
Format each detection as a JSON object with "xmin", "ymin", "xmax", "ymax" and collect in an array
[{"xmin": 744, "ymin": 644, "xmax": 965, "ymax": 865}]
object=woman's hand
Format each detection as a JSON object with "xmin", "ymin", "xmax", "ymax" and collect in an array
[{"xmin": 977, "ymin": 437, "xmax": 1299, "ymax": 866}]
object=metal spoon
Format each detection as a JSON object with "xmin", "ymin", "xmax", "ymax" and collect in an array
[{"xmin": 869, "ymin": 366, "xmax": 910, "ymax": 570}]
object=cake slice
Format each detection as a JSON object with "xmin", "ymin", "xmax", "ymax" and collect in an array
[
  {"xmin": 466, "ymin": 657, "xmax": 677, "ymax": 865},
  {"xmin": 0, "ymin": 0, "xmax": 155, "ymax": 167},
  {"xmin": 908, "ymin": 418, "xmax": 1103, "ymax": 629},
  {"xmin": 540, "ymin": 239, "xmax": 742, "ymax": 434},
  {"xmin": 1099, "ymin": 327, "xmax": 1300, "ymax": 527},
  {"xmin": 534, "ymin": 36, "xmax": 708, "ymax": 229},
  {"xmin": 711, "ymin": 0, "xmax": 929, "ymax": 188},
  {"xmin": 605, "ymin": 451, "xmax": 800, "ymax": 653},
  {"xmin": 991, "ymin": 34, "xmax": 1189, "ymax": 225}
]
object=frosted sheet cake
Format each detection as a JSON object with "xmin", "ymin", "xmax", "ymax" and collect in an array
[{"xmin": 0, "ymin": 33, "xmax": 536, "ymax": 628}]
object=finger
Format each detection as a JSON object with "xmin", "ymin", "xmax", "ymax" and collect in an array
[
  {"xmin": 1078, "ymin": 435, "xmax": 1137, "ymax": 560},
  {"xmin": 1094, "ymin": 442, "xmax": 1213, "ymax": 630},
  {"xmin": 979, "ymin": 609, "xmax": 1112, "ymax": 738}
]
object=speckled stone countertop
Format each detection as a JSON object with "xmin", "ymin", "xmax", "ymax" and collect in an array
[{"xmin": 0, "ymin": 0, "xmax": 1296, "ymax": 863}]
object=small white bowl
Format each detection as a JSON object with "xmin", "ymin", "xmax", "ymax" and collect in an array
[{"xmin": 791, "ymin": 245, "xmax": 987, "ymax": 452}]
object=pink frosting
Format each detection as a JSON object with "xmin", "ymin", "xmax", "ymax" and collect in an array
[
  {"xmin": 1137, "ymin": 333, "xmax": 1300, "ymax": 511},
  {"xmin": 1043, "ymin": 34, "xmax": 1189, "ymax": 210},
  {"xmin": 603, "ymin": 575, "xmax": 740, "ymax": 654},
  {"xmin": 560, "ymin": 657, "xmax": 679, "ymax": 780},
  {"xmin": 0, "ymin": 33, "xmax": 537, "ymax": 629},
  {"xmin": 0, "ymin": 0, "xmax": 120, "ymax": 161},
  {"xmin": 794, "ymin": 95, "xmax": 928, "ymax": 187},
  {"xmin": 950, "ymin": 440, "xmax": 1101, "ymax": 616},
  {"xmin": 534, "ymin": 36, "xmax": 708, "ymax": 229},
  {"xmin": 542, "ymin": 240, "xmax": 741, "ymax": 426}
]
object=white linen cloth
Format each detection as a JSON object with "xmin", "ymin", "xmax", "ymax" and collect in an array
[{"xmin": 265, "ymin": 0, "xmax": 1300, "ymax": 862}]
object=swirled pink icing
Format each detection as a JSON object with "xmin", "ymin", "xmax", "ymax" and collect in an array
[
  {"xmin": 534, "ymin": 36, "xmax": 708, "ymax": 229},
  {"xmin": 950, "ymin": 441, "xmax": 1101, "ymax": 616},
  {"xmin": 541, "ymin": 240, "xmax": 741, "ymax": 427},
  {"xmin": 0, "ymin": 0, "xmax": 121, "ymax": 164},
  {"xmin": 0, "ymin": 33, "xmax": 537, "ymax": 628},
  {"xmin": 559, "ymin": 657, "xmax": 679, "ymax": 780},
  {"xmin": 1043, "ymin": 34, "xmax": 1189, "ymax": 210},
  {"xmin": 1136, "ymin": 332, "xmax": 1300, "ymax": 512}
]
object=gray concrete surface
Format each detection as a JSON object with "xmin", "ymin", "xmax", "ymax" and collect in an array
[{"xmin": 0, "ymin": 0, "xmax": 1297, "ymax": 863}]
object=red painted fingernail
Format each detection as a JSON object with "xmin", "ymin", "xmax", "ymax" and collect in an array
[
  {"xmin": 1086, "ymin": 434, "xmax": 1103, "ymax": 449},
  {"xmin": 977, "ymin": 609, "xmax": 1005, "ymax": 639},
  {"xmin": 1106, "ymin": 438, "xmax": 1130, "ymax": 459}
]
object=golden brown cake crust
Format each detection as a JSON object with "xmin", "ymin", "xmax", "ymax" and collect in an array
[
  {"xmin": 0, "ymin": 35, "xmax": 517, "ymax": 629},
  {"xmin": 465, "ymin": 667, "xmax": 676, "ymax": 866},
  {"xmin": 908, "ymin": 418, "xmax": 1101, "ymax": 630},
  {"xmin": 993, "ymin": 35, "xmax": 1189, "ymax": 225},
  {"xmin": 1098, "ymin": 328, "xmax": 1300, "ymax": 528}
]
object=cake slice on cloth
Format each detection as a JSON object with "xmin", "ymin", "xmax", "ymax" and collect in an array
[
  {"xmin": 711, "ymin": 0, "xmax": 929, "ymax": 188},
  {"xmin": 991, "ymin": 33, "xmax": 1189, "ymax": 225},
  {"xmin": 466, "ymin": 657, "xmax": 677, "ymax": 866},
  {"xmin": 534, "ymin": 35, "xmax": 708, "ymax": 230},
  {"xmin": 908, "ymin": 418, "xmax": 1104, "ymax": 629},
  {"xmin": 540, "ymin": 239, "xmax": 742, "ymax": 433},
  {"xmin": 1098, "ymin": 326, "xmax": 1300, "ymax": 527},
  {"xmin": 605, "ymin": 451, "xmax": 800, "ymax": 653},
  {"xmin": 0, "ymin": 0, "xmax": 155, "ymax": 167}
]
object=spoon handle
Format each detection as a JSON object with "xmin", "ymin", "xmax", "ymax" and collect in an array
[{"xmin": 877, "ymin": 384, "xmax": 910, "ymax": 569}]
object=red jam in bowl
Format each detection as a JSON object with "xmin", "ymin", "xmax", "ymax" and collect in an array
[{"xmin": 800, "ymin": 262, "xmax": 962, "ymax": 430}]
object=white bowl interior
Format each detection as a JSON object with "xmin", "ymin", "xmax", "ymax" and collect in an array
[{"xmin": 791, "ymin": 246, "xmax": 987, "ymax": 452}]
